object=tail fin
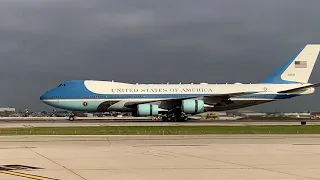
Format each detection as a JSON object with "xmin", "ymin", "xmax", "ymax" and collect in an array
[{"xmin": 261, "ymin": 44, "xmax": 320, "ymax": 84}]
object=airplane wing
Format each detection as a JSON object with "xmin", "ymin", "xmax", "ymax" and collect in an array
[
  {"xmin": 277, "ymin": 83, "xmax": 320, "ymax": 93},
  {"xmin": 123, "ymin": 91, "xmax": 261, "ymax": 108},
  {"xmin": 204, "ymin": 91, "xmax": 261, "ymax": 98}
]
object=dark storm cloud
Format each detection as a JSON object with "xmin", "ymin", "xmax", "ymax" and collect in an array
[{"xmin": 1, "ymin": 0, "xmax": 320, "ymax": 111}]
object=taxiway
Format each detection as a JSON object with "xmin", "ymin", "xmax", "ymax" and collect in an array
[{"xmin": 0, "ymin": 135, "xmax": 320, "ymax": 180}]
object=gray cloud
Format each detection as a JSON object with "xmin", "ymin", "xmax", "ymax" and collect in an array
[{"xmin": 1, "ymin": 0, "xmax": 320, "ymax": 112}]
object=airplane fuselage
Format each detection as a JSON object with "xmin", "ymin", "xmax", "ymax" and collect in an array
[{"xmin": 40, "ymin": 80, "xmax": 314, "ymax": 112}]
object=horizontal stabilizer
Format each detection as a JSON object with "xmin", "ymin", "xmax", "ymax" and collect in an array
[{"xmin": 278, "ymin": 83, "xmax": 320, "ymax": 93}]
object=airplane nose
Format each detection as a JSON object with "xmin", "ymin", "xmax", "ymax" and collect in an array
[
  {"xmin": 40, "ymin": 91, "xmax": 50, "ymax": 101},
  {"xmin": 40, "ymin": 93, "xmax": 46, "ymax": 101}
]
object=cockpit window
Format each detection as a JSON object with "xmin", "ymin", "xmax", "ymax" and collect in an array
[{"xmin": 58, "ymin": 84, "xmax": 66, "ymax": 87}]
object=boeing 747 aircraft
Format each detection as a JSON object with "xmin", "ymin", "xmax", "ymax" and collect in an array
[{"xmin": 40, "ymin": 44, "xmax": 320, "ymax": 121}]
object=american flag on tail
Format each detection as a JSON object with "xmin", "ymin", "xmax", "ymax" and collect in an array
[{"xmin": 295, "ymin": 61, "xmax": 307, "ymax": 68}]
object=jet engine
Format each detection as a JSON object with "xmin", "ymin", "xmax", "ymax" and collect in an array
[
  {"xmin": 181, "ymin": 100, "xmax": 204, "ymax": 114},
  {"xmin": 136, "ymin": 104, "xmax": 159, "ymax": 116}
]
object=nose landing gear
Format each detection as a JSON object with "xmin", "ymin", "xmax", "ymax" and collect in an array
[{"xmin": 68, "ymin": 114, "xmax": 75, "ymax": 121}]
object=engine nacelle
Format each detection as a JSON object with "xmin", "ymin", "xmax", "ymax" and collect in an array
[
  {"xmin": 181, "ymin": 100, "xmax": 204, "ymax": 114},
  {"xmin": 136, "ymin": 104, "xmax": 159, "ymax": 116}
]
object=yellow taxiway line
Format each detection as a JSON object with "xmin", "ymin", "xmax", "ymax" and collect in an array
[{"xmin": 0, "ymin": 170, "xmax": 58, "ymax": 180}]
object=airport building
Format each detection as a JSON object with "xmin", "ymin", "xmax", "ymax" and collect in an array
[
  {"xmin": 0, "ymin": 108, "xmax": 16, "ymax": 117},
  {"xmin": 0, "ymin": 108, "xmax": 16, "ymax": 112}
]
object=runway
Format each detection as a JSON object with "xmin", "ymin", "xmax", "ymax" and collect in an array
[
  {"xmin": 0, "ymin": 118, "xmax": 319, "ymax": 128},
  {"xmin": 1, "ymin": 135, "xmax": 320, "ymax": 180}
]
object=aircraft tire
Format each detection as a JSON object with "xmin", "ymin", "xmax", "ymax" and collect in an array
[
  {"xmin": 176, "ymin": 117, "xmax": 188, "ymax": 122},
  {"xmin": 69, "ymin": 116, "xmax": 75, "ymax": 121},
  {"xmin": 167, "ymin": 116, "xmax": 175, "ymax": 122},
  {"xmin": 162, "ymin": 116, "xmax": 168, "ymax": 122}
]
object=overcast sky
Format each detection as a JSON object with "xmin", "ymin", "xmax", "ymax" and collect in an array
[{"xmin": 1, "ymin": 0, "xmax": 320, "ymax": 112}]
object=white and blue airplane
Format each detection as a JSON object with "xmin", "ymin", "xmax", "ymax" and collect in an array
[{"xmin": 41, "ymin": 44, "xmax": 320, "ymax": 121}]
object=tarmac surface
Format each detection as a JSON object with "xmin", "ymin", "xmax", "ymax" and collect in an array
[
  {"xmin": 1, "ymin": 118, "xmax": 320, "ymax": 128},
  {"xmin": 1, "ymin": 135, "xmax": 320, "ymax": 180}
]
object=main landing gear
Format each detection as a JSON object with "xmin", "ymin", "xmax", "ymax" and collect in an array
[{"xmin": 161, "ymin": 108, "xmax": 189, "ymax": 122}]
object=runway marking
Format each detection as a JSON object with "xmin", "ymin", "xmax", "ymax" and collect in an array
[
  {"xmin": 28, "ymin": 148, "xmax": 88, "ymax": 180},
  {"xmin": 0, "ymin": 165, "xmax": 58, "ymax": 180},
  {"xmin": 0, "ymin": 170, "xmax": 58, "ymax": 180}
]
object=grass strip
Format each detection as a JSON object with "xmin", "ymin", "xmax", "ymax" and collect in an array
[{"xmin": 0, "ymin": 125, "xmax": 320, "ymax": 135}]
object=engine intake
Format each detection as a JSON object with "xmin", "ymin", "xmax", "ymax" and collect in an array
[
  {"xmin": 181, "ymin": 100, "xmax": 204, "ymax": 114},
  {"xmin": 136, "ymin": 104, "xmax": 159, "ymax": 116}
]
